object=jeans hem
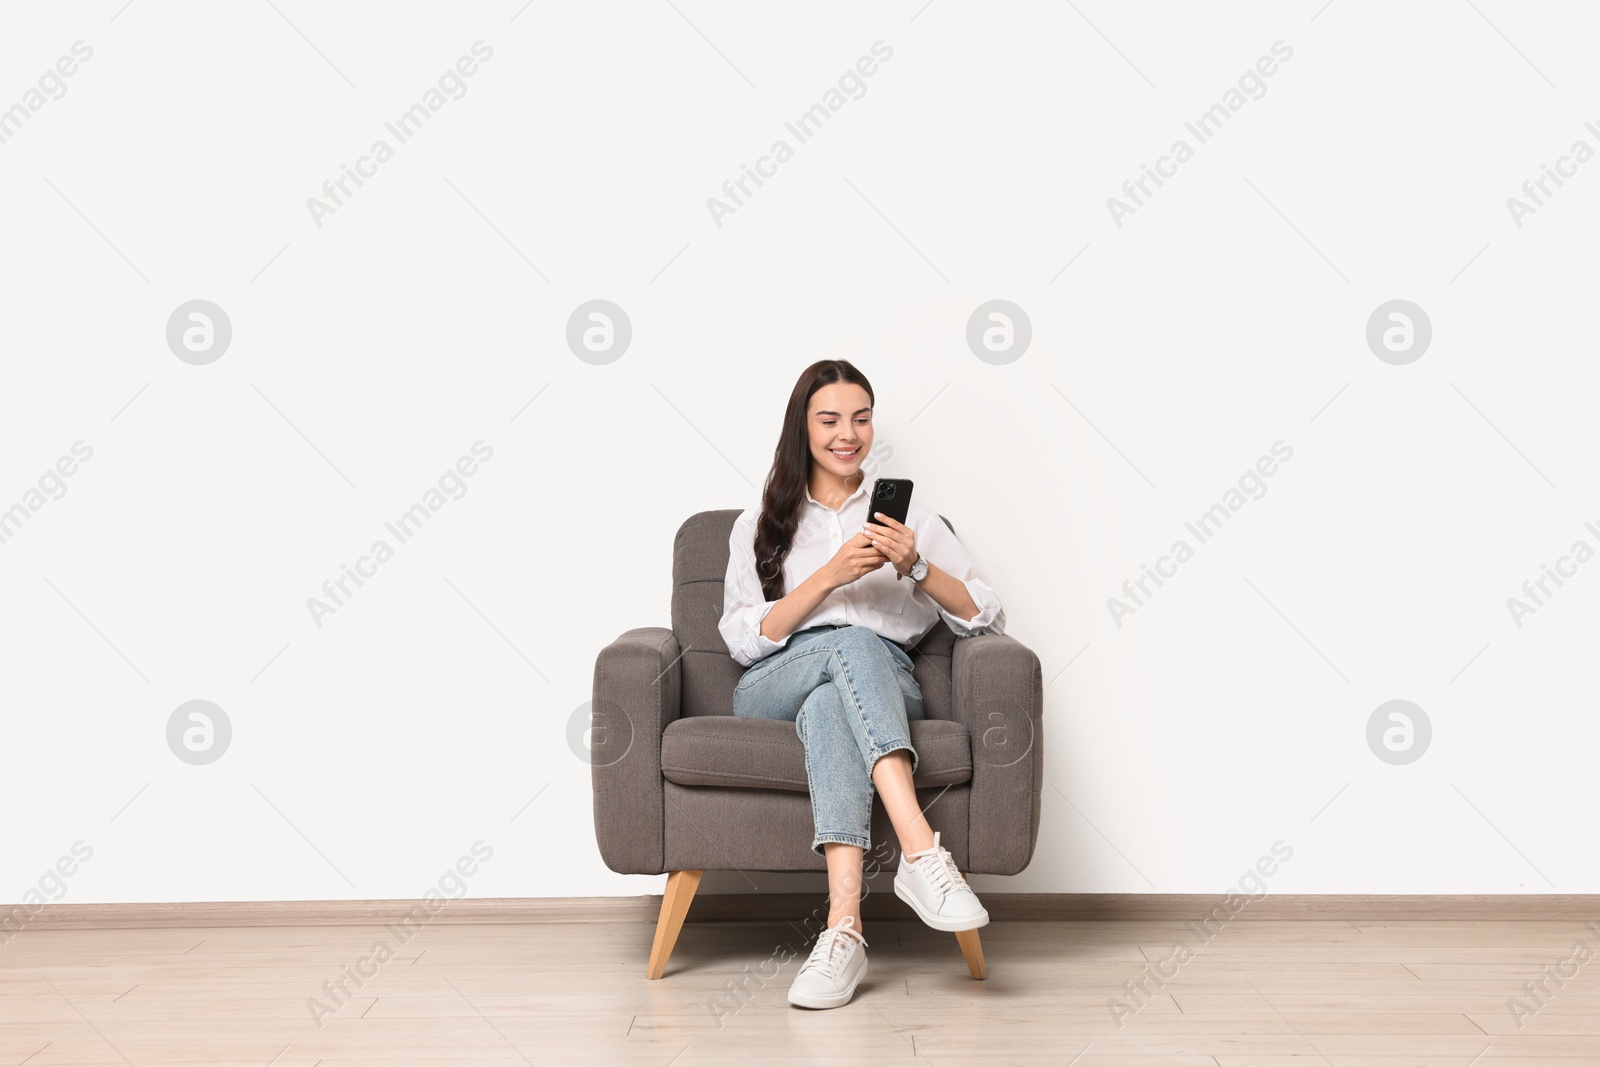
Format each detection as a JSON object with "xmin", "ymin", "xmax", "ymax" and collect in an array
[
  {"xmin": 812, "ymin": 833, "xmax": 870, "ymax": 855},
  {"xmin": 868, "ymin": 740, "xmax": 918, "ymax": 778}
]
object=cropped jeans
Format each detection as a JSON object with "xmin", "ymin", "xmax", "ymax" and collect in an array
[{"xmin": 731, "ymin": 624, "xmax": 924, "ymax": 854}]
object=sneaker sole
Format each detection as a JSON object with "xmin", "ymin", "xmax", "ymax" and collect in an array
[
  {"xmin": 787, "ymin": 956, "xmax": 866, "ymax": 1009},
  {"xmin": 894, "ymin": 875, "xmax": 990, "ymax": 932}
]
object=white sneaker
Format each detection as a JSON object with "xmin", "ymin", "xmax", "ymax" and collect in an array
[
  {"xmin": 894, "ymin": 831, "xmax": 989, "ymax": 932},
  {"xmin": 787, "ymin": 915, "xmax": 868, "ymax": 1009}
]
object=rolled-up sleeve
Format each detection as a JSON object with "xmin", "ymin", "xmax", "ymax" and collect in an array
[
  {"xmin": 719, "ymin": 510, "xmax": 789, "ymax": 668},
  {"xmin": 915, "ymin": 511, "xmax": 1006, "ymax": 638}
]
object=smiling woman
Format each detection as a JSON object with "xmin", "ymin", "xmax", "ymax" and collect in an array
[{"xmin": 717, "ymin": 359, "xmax": 1005, "ymax": 1010}]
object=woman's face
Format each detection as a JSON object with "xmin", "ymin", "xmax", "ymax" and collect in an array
[{"xmin": 806, "ymin": 382, "xmax": 873, "ymax": 481}]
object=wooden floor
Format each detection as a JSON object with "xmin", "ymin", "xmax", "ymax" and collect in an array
[{"xmin": 2, "ymin": 917, "xmax": 1598, "ymax": 1065}]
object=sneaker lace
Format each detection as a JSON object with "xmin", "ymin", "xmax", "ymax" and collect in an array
[
  {"xmin": 906, "ymin": 833, "xmax": 968, "ymax": 901},
  {"xmin": 801, "ymin": 917, "xmax": 865, "ymax": 978}
]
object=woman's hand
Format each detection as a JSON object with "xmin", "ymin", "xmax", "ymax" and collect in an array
[
  {"xmin": 821, "ymin": 531, "xmax": 890, "ymax": 592},
  {"xmin": 864, "ymin": 512, "xmax": 918, "ymax": 579}
]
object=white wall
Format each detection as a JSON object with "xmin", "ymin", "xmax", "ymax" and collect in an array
[{"xmin": 2, "ymin": 0, "xmax": 1595, "ymax": 908}]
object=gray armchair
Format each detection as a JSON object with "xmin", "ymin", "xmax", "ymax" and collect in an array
[{"xmin": 590, "ymin": 509, "xmax": 1043, "ymax": 979}]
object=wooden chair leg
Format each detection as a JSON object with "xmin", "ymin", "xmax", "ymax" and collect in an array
[
  {"xmin": 954, "ymin": 929, "xmax": 988, "ymax": 979},
  {"xmin": 646, "ymin": 869, "xmax": 703, "ymax": 979},
  {"xmin": 956, "ymin": 870, "xmax": 988, "ymax": 979}
]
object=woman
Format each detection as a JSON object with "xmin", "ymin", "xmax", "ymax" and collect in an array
[{"xmin": 717, "ymin": 359, "xmax": 1007, "ymax": 1010}]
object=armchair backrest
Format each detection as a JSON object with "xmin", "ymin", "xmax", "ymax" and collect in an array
[{"xmin": 672, "ymin": 509, "xmax": 959, "ymax": 719}]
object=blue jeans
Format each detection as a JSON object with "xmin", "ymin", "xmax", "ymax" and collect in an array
[{"xmin": 731, "ymin": 624, "xmax": 925, "ymax": 855}]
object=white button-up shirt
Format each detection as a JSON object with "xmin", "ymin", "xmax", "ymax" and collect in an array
[{"xmin": 719, "ymin": 477, "xmax": 1006, "ymax": 667}]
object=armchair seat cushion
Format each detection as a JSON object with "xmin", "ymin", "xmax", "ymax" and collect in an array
[{"xmin": 661, "ymin": 716, "xmax": 974, "ymax": 793}]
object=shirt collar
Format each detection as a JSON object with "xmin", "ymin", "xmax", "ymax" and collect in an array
[{"xmin": 805, "ymin": 472, "xmax": 872, "ymax": 510}]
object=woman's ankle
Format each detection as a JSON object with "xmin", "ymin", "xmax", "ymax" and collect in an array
[
  {"xmin": 899, "ymin": 825, "xmax": 936, "ymax": 855},
  {"xmin": 827, "ymin": 913, "xmax": 862, "ymax": 934}
]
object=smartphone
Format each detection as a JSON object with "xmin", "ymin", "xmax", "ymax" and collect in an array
[{"xmin": 868, "ymin": 478, "xmax": 913, "ymax": 529}]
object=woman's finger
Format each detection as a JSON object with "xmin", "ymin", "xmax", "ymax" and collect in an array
[{"xmin": 864, "ymin": 522, "xmax": 903, "ymax": 548}]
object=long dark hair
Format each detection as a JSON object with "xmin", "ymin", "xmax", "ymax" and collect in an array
[{"xmin": 752, "ymin": 360, "xmax": 875, "ymax": 602}]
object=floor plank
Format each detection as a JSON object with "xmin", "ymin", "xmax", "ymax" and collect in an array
[{"xmin": 2, "ymin": 917, "xmax": 1597, "ymax": 1063}]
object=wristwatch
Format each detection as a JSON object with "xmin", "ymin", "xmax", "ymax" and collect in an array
[{"xmin": 907, "ymin": 554, "xmax": 929, "ymax": 584}]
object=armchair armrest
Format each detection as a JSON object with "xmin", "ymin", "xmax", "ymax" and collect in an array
[
  {"xmin": 591, "ymin": 626, "xmax": 682, "ymax": 875},
  {"xmin": 950, "ymin": 634, "xmax": 1044, "ymax": 875}
]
